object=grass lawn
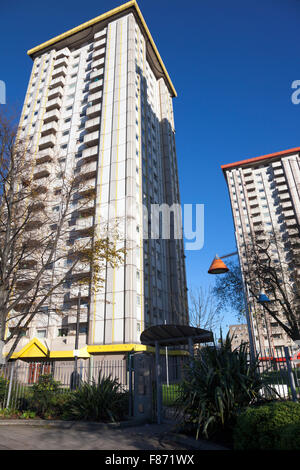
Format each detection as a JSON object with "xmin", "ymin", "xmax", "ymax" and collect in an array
[{"xmin": 162, "ymin": 383, "xmax": 181, "ymax": 406}]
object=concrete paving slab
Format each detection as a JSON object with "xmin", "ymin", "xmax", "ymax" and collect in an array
[{"xmin": 0, "ymin": 420, "xmax": 229, "ymax": 451}]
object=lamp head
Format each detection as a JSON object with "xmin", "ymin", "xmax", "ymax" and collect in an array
[
  {"xmin": 258, "ymin": 291, "xmax": 271, "ymax": 303},
  {"xmin": 208, "ymin": 256, "xmax": 229, "ymax": 275}
]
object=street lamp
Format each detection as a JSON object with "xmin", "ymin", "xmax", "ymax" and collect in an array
[
  {"xmin": 71, "ymin": 288, "xmax": 81, "ymax": 390},
  {"xmin": 208, "ymin": 255, "xmax": 229, "ymax": 274},
  {"xmin": 257, "ymin": 291, "xmax": 271, "ymax": 304}
]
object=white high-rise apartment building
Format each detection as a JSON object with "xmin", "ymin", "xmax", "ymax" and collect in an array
[
  {"xmin": 222, "ymin": 147, "xmax": 300, "ymax": 354},
  {"xmin": 8, "ymin": 1, "xmax": 188, "ymax": 360}
]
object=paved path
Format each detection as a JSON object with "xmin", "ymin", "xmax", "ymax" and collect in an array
[{"xmin": 0, "ymin": 421, "xmax": 228, "ymax": 451}]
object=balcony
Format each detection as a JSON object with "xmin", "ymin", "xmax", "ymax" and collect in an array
[
  {"xmin": 277, "ymin": 184, "xmax": 289, "ymax": 193},
  {"xmin": 56, "ymin": 47, "xmax": 70, "ymax": 60},
  {"xmin": 46, "ymin": 97, "xmax": 62, "ymax": 112},
  {"xmin": 33, "ymin": 162, "xmax": 51, "ymax": 180},
  {"xmin": 285, "ymin": 218, "xmax": 298, "ymax": 228},
  {"xmin": 48, "ymin": 86, "xmax": 64, "ymax": 101},
  {"xmin": 256, "ymin": 233, "xmax": 266, "ymax": 243},
  {"xmin": 92, "ymin": 57, "xmax": 105, "ymax": 69},
  {"xmin": 43, "ymin": 109, "xmax": 60, "ymax": 123},
  {"xmin": 76, "ymin": 161, "xmax": 97, "ymax": 182},
  {"xmin": 283, "ymin": 209, "xmax": 295, "ymax": 219},
  {"xmin": 38, "ymin": 134, "xmax": 56, "ymax": 150},
  {"xmin": 246, "ymin": 184, "xmax": 255, "ymax": 193},
  {"xmin": 52, "ymin": 66, "xmax": 67, "ymax": 80},
  {"xmin": 275, "ymin": 177, "xmax": 286, "ymax": 186},
  {"xmin": 244, "ymin": 175, "xmax": 254, "ymax": 184},
  {"xmin": 93, "ymin": 37, "xmax": 106, "ymax": 50},
  {"xmin": 88, "ymin": 91, "xmax": 102, "ymax": 105},
  {"xmin": 290, "ymin": 238, "xmax": 300, "ymax": 247},
  {"xmin": 70, "ymin": 221, "xmax": 94, "ymax": 240},
  {"xmin": 41, "ymin": 121, "xmax": 58, "ymax": 137},
  {"xmin": 29, "ymin": 201, "xmax": 46, "ymax": 212},
  {"xmin": 287, "ymin": 228, "xmax": 299, "ymax": 237},
  {"xmin": 89, "ymin": 79, "xmax": 103, "ymax": 94},
  {"xmin": 86, "ymin": 103, "xmax": 101, "ymax": 119},
  {"xmin": 85, "ymin": 116, "xmax": 100, "ymax": 133},
  {"xmin": 243, "ymin": 168, "xmax": 252, "ymax": 176},
  {"xmin": 273, "ymin": 168, "xmax": 284, "ymax": 176},
  {"xmin": 252, "ymin": 216, "xmax": 262, "ymax": 225},
  {"xmin": 251, "ymin": 208, "xmax": 260, "ymax": 217},
  {"xmin": 281, "ymin": 201, "xmax": 293, "ymax": 209},
  {"xmin": 25, "ymin": 219, "xmax": 43, "ymax": 232},
  {"xmin": 53, "ymin": 57, "xmax": 68, "ymax": 69},
  {"xmin": 50, "ymin": 76, "xmax": 66, "ymax": 89},
  {"xmin": 92, "ymin": 47, "xmax": 105, "ymax": 62},
  {"xmin": 75, "ymin": 216, "xmax": 94, "ymax": 231},
  {"xmin": 15, "ymin": 279, "xmax": 34, "ymax": 291},
  {"xmin": 77, "ymin": 184, "xmax": 96, "ymax": 200},
  {"xmin": 279, "ymin": 192, "xmax": 290, "ymax": 201},
  {"xmin": 90, "ymin": 69, "xmax": 103, "ymax": 81},
  {"xmin": 83, "ymin": 131, "xmax": 99, "ymax": 147},
  {"xmin": 253, "ymin": 225, "xmax": 264, "ymax": 234},
  {"xmin": 82, "ymin": 146, "xmax": 98, "ymax": 161},
  {"xmin": 77, "ymin": 204, "xmax": 95, "ymax": 218},
  {"xmin": 36, "ymin": 147, "xmax": 54, "ymax": 163}
]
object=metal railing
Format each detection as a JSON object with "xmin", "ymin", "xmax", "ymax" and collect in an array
[
  {"xmin": 0, "ymin": 359, "xmax": 129, "ymax": 410},
  {"xmin": 158, "ymin": 346, "xmax": 300, "ymax": 410}
]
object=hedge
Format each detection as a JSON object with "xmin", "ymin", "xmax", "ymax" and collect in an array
[{"xmin": 233, "ymin": 401, "xmax": 300, "ymax": 450}]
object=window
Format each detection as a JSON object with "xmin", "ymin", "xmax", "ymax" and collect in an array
[
  {"xmin": 9, "ymin": 327, "xmax": 28, "ymax": 337},
  {"xmin": 36, "ymin": 329, "xmax": 47, "ymax": 338},
  {"xmin": 79, "ymin": 324, "xmax": 88, "ymax": 334},
  {"xmin": 58, "ymin": 328, "xmax": 68, "ymax": 337}
]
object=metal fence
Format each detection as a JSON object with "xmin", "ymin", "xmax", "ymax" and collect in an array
[
  {"xmin": 159, "ymin": 346, "xmax": 300, "ymax": 411},
  {"xmin": 256, "ymin": 346, "xmax": 300, "ymax": 401},
  {"xmin": 0, "ymin": 359, "xmax": 130, "ymax": 410}
]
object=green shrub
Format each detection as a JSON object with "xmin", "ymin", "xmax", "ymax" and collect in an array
[
  {"xmin": 63, "ymin": 375, "xmax": 129, "ymax": 422},
  {"xmin": 279, "ymin": 422, "xmax": 300, "ymax": 450},
  {"xmin": 0, "ymin": 376, "xmax": 8, "ymax": 404},
  {"xmin": 20, "ymin": 411, "xmax": 37, "ymax": 419},
  {"xmin": 0, "ymin": 408, "xmax": 21, "ymax": 419},
  {"xmin": 233, "ymin": 401, "xmax": 300, "ymax": 450},
  {"xmin": 176, "ymin": 333, "xmax": 269, "ymax": 440},
  {"xmin": 29, "ymin": 374, "xmax": 62, "ymax": 418}
]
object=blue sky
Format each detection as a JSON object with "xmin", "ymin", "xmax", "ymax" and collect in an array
[{"xmin": 1, "ymin": 0, "xmax": 300, "ymax": 333}]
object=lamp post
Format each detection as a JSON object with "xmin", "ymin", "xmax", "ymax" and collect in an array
[{"xmin": 71, "ymin": 288, "xmax": 81, "ymax": 390}]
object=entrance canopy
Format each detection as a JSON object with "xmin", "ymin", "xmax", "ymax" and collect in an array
[{"xmin": 140, "ymin": 324, "xmax": 214, "ymax": 347}]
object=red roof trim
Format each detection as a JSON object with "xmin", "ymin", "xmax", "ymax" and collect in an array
[{"xmin": 221, "ymin": 146, "xmax": 300, "ymax": 173}]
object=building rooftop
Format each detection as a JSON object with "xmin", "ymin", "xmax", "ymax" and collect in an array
[
  {"xmin": 26, "ymin": 0, "xmax": 177, "ymax": 97},
  {"xmin": 221, "ymin": 146, "xmax": 300, "ymax": 174}
]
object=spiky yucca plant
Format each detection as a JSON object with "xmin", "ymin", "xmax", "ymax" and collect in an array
[
  {"xmin": 64, "ymin": 375, "xmax": 129, "ymax": 422},
  {"xmin": 176, "ymin": 333, "xmax": 266, "ymax": 440}
]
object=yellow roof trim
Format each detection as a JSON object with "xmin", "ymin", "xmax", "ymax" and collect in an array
[
  {"xmin": 26, "ymin": 0, "xmax": 177, "ymax": 97},
  {"xmin": 9, "ymin": 342, "xmax": 188, "ymax": 359},
  {"xmin": 10, "ymin": 337, "xmax": 48, "ymax": 359}
]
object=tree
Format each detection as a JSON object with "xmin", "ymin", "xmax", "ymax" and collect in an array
[
  {"xmin": 0, "ymin": 111, "xmax": 125, "ymax": 362},
  {"xmin": 213, "ymin": 231, "xmax": 300, "ymax": 344},
  {"xmin": 243, "ymin": 231, "xmax": 300, "ymax": 343},
  {"xmin": 189, "ymin": 286, "xmax": 223, "ymax": 334},
  {"xmin": 212, "ymin": 260, "xmax": 245, "ymax": 322}
]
